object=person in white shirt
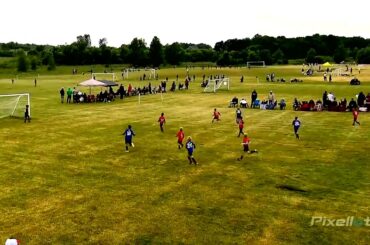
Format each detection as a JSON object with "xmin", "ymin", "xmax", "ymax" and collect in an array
[
  {"xmin": 240, "ymin": 98, "xmax": 248, "ymax": 108},
  {"xmin": 327, "ymin": 92, "xmax": 335, "ymax": 102}
]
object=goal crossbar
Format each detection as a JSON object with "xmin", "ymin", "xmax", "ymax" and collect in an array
[
  {"xmin": 203, "ymin": 78, "xmax": 230, "ymax": 93},
  {"xmin": 247, "ymin": 61, "xmax": 266, "ymax": 68},
  {"xmin": 92, "ymin": 73, "xmax": 116, "ymax": 81}
]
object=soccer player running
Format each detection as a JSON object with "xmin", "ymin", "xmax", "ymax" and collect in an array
[
  {"xmin": 158, "ymin": 112, "xmax": 166, "ymax": 132},
  {"xmin": 24, "ymin": 104, "xmax": 31, "ymax": 123},
  {"xmin": 238, "ymin": 116, "xmax": 244, "ymax": 137},
  {"xmin": 176, "ymin": 127, "xmax": 185, "ymax": 149},
  {"xmin": 352, "ymin": 108, "xmax": 360, "ymax": 126},
  {"xmin": 122, "ymin": 125, "xmax": 135, "ymax": 152},
  {"xmin": 186, "ymin": 136, "xmax": 198, "ymax": 165},
  {"xmin": 237, "ymin": 133, "xmax": 258, "ymax": 160},
  {"xmin": 236, "ymin": 107, "xmax": 242, "ymax": 124},
  {"xmin": 292, "ymin": 116, "xmax": 301, "ymax": 139},
  {"xmin": 212, "ymin": 108, "xmax": 221, "ymax": 123}
]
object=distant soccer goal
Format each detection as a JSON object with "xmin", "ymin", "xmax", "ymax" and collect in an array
[
  {"xmin": 92, "ymin": 73, "xmax": 116, "ymax": 82},
  {"xmin": 122, "ymin": 68, "xmax": 156, "ymax": 80},
  {"xmin": 145, "ymin": 68, "xmax": 156, "ymax": 79},
  {"xmin": 203, "ymin": 78, "xmax": 230, "ymax": 93},
  {"xmin": 0, "ymin": 93, "xmax": 31, "ymax": 118},
  {"xmin": 247, "ymin": 61, "xmax": 266, "ymax": 68}
]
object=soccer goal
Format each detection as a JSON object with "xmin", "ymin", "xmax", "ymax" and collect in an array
[
  {"xmin": 203, "ymin": 78, "xmax": 230, "ymax": 93},
  {"xmin": 247, "ymin": 61, "xmax": 266, "ymax": 68},
  {"xmin": 0, "ymin": 93, "xmax": 30, "ymax": 118},
  {"xmin": 92, "ymin": 73, "xmax": 116, "ymax": 82},
  {"xmin": 145, "ymin": 68, "xmax": 156, "ymax": 79}
]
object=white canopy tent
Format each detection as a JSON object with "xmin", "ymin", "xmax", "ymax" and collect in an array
[{"xmin": 79, "ymin": 79, "xmax": 106, "ymax": 94}]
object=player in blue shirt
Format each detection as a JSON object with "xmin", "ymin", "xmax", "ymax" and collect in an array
[
  {"xmin": 186, "ymin": 136, "xmax": 197, "ymax": 165},
  {"xmin": 292, "ymin": 116, "xmax": 301, "ymax": 139},
  {"xmin": 123, "ymin": 125, "xmax": 136, "ymax": 152}
]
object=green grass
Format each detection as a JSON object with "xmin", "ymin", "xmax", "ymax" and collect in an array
[{"xmin": 0, "ymin": 65, "xmax": 369, "ymax": 244}]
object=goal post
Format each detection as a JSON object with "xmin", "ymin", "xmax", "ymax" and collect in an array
[
  {"xmin": 203, "ymin": 78, "xmax": 230, "ymax": 93},
  {"xmin": 0, "ymin": 93, "xmax": 30, "ymax": 118},
  {"xmin": 92, "ymin": 73, "xmax": 116, "ymax": 82},
  {"xmin": 247, "ymin": 61, "xmax": 266, "ymax": 68}
]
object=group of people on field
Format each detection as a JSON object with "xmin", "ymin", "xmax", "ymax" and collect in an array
[
  {"xmin": 229, "ymin": 88, "xmax": 370, "ymax": 113},
  {"xmin": 58, "ymin": 76, "xmax": 195, "ymax": 104},
  {"xmin": 122, "ymin": 112, "xmax": 198, "ymax": 165}
]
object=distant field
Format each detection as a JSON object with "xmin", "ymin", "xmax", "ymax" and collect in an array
[{"xmin": 0, "ymin": 65, "xmax": 369, "ymax": 244}]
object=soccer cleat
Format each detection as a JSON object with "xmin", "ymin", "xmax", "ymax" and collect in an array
[{"xmin": 125, "ymin": 150, "xmax": 129, "ymax": 153}]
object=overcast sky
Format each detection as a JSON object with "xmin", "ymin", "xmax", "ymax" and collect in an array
[{"xmin": 1, "ymin": 0, "xmax": 369, "ymax": 47}]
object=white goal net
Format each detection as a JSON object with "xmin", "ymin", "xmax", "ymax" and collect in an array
[
  {"xmin": 247, "ymin": 61, "xmax": 266, "ymax": 68},
  {"xmin": 92, "ymin": 73, "xmax": 116, "ymax": 82},
  {"xmin": 0, "ymin": 93, "xmax": 30, "ymax": 118},
  {"xmin": 203, "ymin": 78, "xmax": 230, "ymax": 93}
]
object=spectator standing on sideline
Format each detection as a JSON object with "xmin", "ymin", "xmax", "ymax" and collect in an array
[
  {"xmin": 60, "ymin": 87, "xmax": 65, "ymax": 103},
  {"xmin": 67, "ymin": 88, "xmax": 73, "ymax": 103},
  {"xmin": 251, "ymin": 89, "xmax": 258, "ymax": 107}
]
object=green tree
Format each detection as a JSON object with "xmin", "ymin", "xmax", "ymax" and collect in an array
[
  {"xmin": 356, "ymin": 46, "xmax": 370, "ymax": 64},
  {"xmin": 306, "ymin": 48, "xmax": 317, "ymax": 63},
  {"xmin": 247, "ymin": 49, "xmax": 259, "ymax": 61},
  {"xmin": 17, "ymin": 50, "xmax": 29, "ymax": 72},
  {"xmin": 149, "ymin": 36, "xmax": 164, "ymax": 67},
  {"xmin": 76, "ymin": 34, "xmax": 91, "ymax": 49},
  {"xmin": 128, "ymin": 38, "xmax": 149, "ymax": 67},
  {"xmin": 272, "ymin": 49, "xmax": 286, "ymax": 64},
  {"xmin": 119, "ymin": 44, "xmax": 130, "ymax": 63},
  {"xmin": 99, "ymin": 38, "xmax": 112, "ymax": 65},
  {"xmin": 47, "ymin": 52, "xmax": 56, "ymax": 70},
  {"xmin": 165, "ymin": 42, "xmax": 184, "ymax": 65},
  {"xmin": 217, "ymin": 52, "xmax": 231, "ymax": 66},
  {"xmin": 259, "ymin": 49, "xmax": 272, "ymax": 65},
  {"xmin": 99, "ymin": 38, "xmax": 107, "ymax": 48},
  {"xmin": 333, "ymin": 44, "xmax": 349, "ymax": 63},
  {"xmin": 30, "ymin": 56, "xmax": 38, "ymax": 70}
]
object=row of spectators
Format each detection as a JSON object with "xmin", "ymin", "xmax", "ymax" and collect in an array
[
  {"xmin": 228, "ymin": 89, "xmax": 370, "ymax": 112},
  {"xmin": 59, "ymin": 80, "xmax": 192, "ymax": 104}
]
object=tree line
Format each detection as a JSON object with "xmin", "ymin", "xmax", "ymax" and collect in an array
[{"xmin": 1, "ymin": 34, "xmax": 370, "ymax": 72}]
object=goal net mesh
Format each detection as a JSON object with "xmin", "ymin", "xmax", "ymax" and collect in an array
[{"xmin": 0, "ymin": 94, "xmax": 30, "ymax": 118}]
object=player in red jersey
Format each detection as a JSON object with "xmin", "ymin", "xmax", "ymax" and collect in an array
[
  {"xmin": 237, "ymin": 134, "xmax": 258, "ymax": 160},
  {"xmin": 158, "ymin": 112, "xmax": 166, "ymax": 132},
  {"xmin": 352, "ymin": 108, "xmax": 360, "ymax": 126},
  {"xmin": 238, "ymin": 116, "xmax": 244, "ymax": 137},
  {"xmin": 176, "ymin": 127, "xmax": 185, "ymax": 149},
  {"xmin": 212, "ymin": 108, "xmax": 221, "ymax": 123}
]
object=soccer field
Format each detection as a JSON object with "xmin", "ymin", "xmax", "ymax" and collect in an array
[{"xmin": 0, "ymin": 65, "xmax": 369, "ymax": 244}]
